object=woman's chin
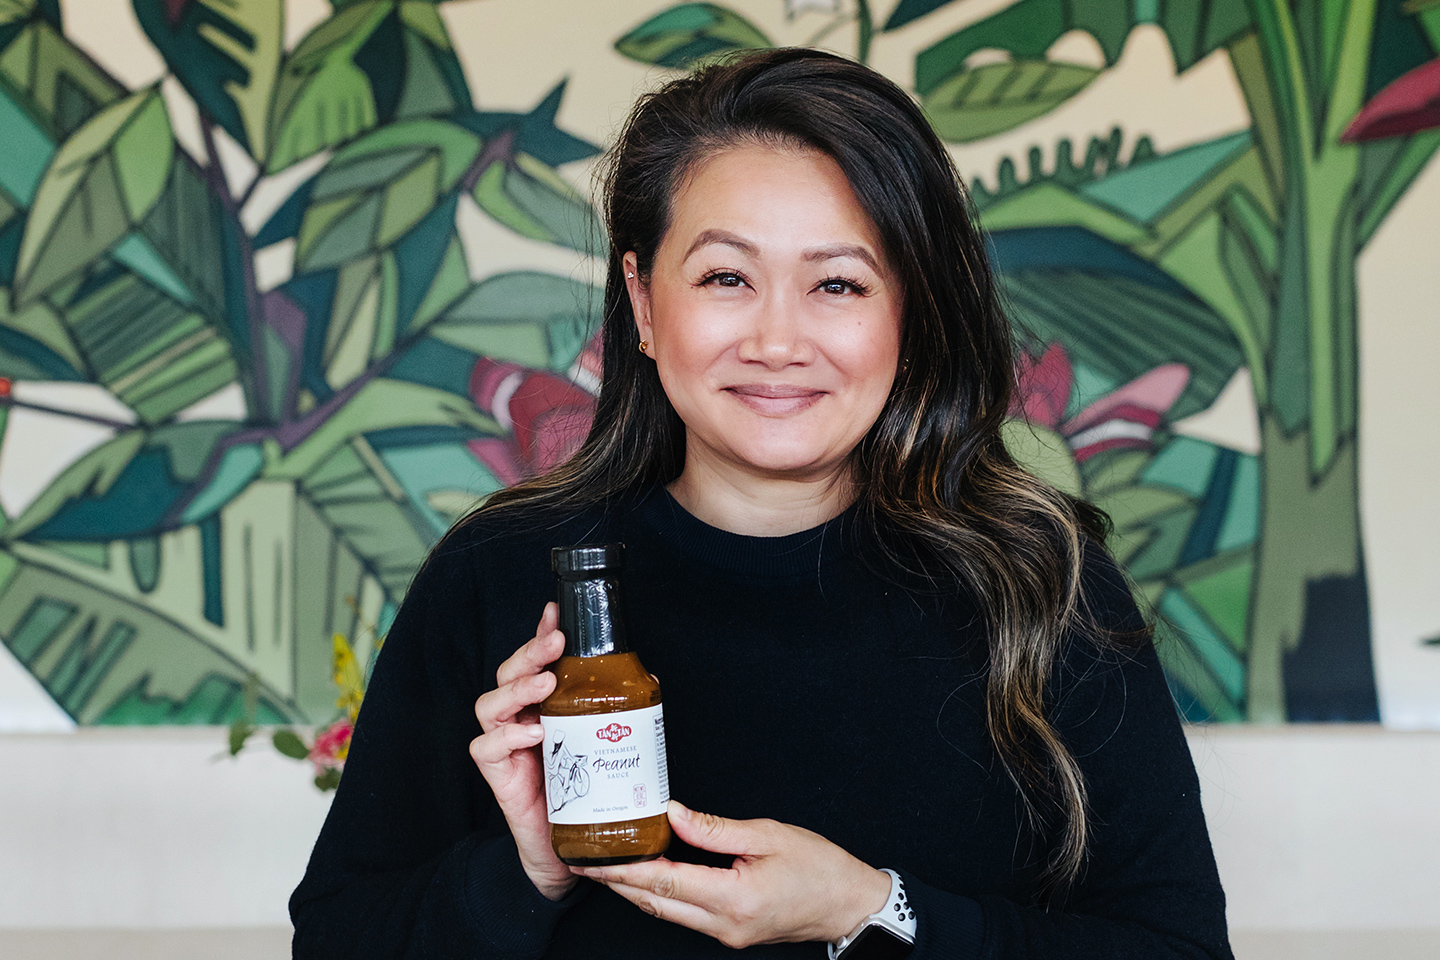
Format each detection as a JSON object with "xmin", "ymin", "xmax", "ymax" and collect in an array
[{"xmin": 719, "ymin": 445, "xmax": 848, "ymax": 481}]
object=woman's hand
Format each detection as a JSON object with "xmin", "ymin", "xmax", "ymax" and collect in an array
[
  {"xmin": 575, "ymin": 800, "xmax": 891, "ymax": 948},
  {"xmin": 469, "ymin": 603, "xmax": 575, "ymax": 901}
]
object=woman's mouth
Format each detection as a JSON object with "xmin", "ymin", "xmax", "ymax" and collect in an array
[{"xmin": 724, "ymin": 384, "xmax": 826, "ymax": 415}]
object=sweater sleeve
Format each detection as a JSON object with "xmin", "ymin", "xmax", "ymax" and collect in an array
[
  {"xmin": 907, "ymin": 546, "xmax": 1233, "ymax": 960},
  {"xmin": 289, "ymin": 532, "xmax": 585, "ymax": 959}
]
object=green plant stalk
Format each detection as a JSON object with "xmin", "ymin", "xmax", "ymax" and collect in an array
[{"xmin": 1231, "ymin": 0, "xmax": 1381, "ymax": 720}]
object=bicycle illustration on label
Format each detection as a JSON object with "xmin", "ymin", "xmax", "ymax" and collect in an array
[{"xmin": 545, "ymin": 731, "xmax": 590, "ymax": 814}]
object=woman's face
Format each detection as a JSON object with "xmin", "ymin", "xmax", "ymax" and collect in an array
[{"xmin": 625, "ymin": 143, "xmax": 902, "ymax": 487}]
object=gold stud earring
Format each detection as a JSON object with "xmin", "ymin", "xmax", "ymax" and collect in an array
[{"xmin": 638, "ymin": 340, "xmax": 649, "ymax": 354}]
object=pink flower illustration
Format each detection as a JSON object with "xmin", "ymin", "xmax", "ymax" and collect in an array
[{"xmin": 1013, "ymin": 343, "xmax": 1189, "ymax": 462}]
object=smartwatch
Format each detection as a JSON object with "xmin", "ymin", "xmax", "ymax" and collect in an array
[{"xmin": 828, "ymin": 869, "xmax": 916, "ymax": 960}]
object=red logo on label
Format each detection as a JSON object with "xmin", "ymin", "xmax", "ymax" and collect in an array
[{"xmin": 596, "ymin": 722, "xmax": 632, "ymax": 742}]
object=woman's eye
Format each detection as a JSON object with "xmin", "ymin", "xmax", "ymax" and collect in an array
[
  {"xmin": 700, "ymin": 271, "xmax": 746, "ymax": 288},
  {"xmin": 818, "ymin": 278, "xmax": 866, "ymax": 296}
]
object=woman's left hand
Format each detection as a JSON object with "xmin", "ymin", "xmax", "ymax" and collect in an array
[{"xmin": 574, "ymin": 800, "xmax": 891, "ymax": 949}]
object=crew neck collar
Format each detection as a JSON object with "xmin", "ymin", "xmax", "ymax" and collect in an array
[{"xmin": 634, "ymin": 486, "xmax": 856, "ymax": 578}]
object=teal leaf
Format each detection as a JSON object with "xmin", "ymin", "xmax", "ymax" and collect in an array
[
  {"xmin": 922, "ymin": 61, "xmax": 1101, "ymax": 143},
  {"xmin": 915, "ymin": 0, "xmax": 1253, "ymax": 96},
  {"xmin": 295, "ymin": 118, "xmax": 480, "ymax": 271},
  {"xmin": 131, "ymin": 0, "xmax": 283, "ymax": 162},
  {"xmin": 615, "ymin": 3, "xmax": 771, "ymax": 69},
  {"xmin": 883, "ymin": 0, "xmax": 961, "ymax": 32},
  {"xmin": 428, "ymin": 270, "xmax": 600, "ymax": 371},
  {"xmin": 452, "ymin": 80, "xmax": 601, "ymax": 168},
  {"xmin": 14, "ymin": 88, "xmax": 174, "ymax": 307},
  {"xmin": 470, "ymin": 153, "xmax": 604, "ymax": 257}
]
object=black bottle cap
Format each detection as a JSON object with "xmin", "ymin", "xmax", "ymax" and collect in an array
[{"xmin": 552, "ymin": 543, "xmax": 624, "ymax": 580}]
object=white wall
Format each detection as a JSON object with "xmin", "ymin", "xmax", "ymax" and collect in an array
[{"xmin": 2, "ymin": 726, "xmax": 1437, "ymax": 934}]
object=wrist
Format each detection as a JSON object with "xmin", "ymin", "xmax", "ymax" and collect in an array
[
  {"xmin": 828, "ymin": 869, "xmax": 917, "ymax": 959},
  {"xmin": 516, "ymin": 848, "xmax": 579, "ymax": 901},
  {"xmin": 829, "ymin": 867, "xmax": 893, "ymax": 943},
  {"xmin": 534, "ymin": 873, "xmax": 579, "ymax": 901}
]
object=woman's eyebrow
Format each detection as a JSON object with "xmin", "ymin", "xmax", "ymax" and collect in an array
[
  {"xmin": 802, "ymin": 244, "xmax": 880, "ymax": 273},
  {"xmin": 683, "ymin": 233, "xmax": 880, "ymax": 274},
  {"xmin": 683, "ymin": 229, "xmax": 757, "ymax": 259}
]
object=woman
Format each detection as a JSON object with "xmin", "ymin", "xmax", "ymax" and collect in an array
[{"xmin": 291, "ymin": 48, "xmax": 1231, "ymax": 959}]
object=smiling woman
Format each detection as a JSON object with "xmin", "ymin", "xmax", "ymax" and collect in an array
[
  {"xmin": 627, "ymin": 144, "xmax": 902, "ymax": 532},
  {"xmin": 290, "ymin": 49, "xmax": 1232, "ymax": 960}
]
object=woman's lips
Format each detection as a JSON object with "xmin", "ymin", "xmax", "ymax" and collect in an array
[{"xmin": 724, "ymin": 384, "xmax": 825, "ymax": 415}]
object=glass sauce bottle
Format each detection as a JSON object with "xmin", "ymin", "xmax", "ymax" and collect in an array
[{"xmin": 539, "ymin": 543, "xmax": 671, "ymax": 865}]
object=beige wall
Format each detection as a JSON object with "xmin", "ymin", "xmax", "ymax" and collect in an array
[{"xmin": 4, "ymin": 726, "xmax": 1437, "ymax": 935}]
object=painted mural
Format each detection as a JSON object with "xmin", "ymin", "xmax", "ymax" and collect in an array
[{"xmin": 0, "ymin": 0, "xmax": 1436, "ymax": 740}]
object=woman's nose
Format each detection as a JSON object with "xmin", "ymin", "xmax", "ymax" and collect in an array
[{"xmin": 737, "ymin": 292, "xmax": 811, "ymax": 367}]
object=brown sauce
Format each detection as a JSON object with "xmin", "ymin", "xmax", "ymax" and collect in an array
[{"xmin": 541, "ymin": 652, "xmax": 672, "ymax": 865}]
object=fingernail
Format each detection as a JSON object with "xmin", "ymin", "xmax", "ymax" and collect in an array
[{"xmin": 667, "ymin": 799, "xmax": 689, "ymax": 821}]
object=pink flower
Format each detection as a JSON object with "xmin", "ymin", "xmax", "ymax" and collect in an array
[
  {"xmin": 308, "ymin": 717, "xmax": 354, "ymax": 774},
  {"xmin": 1013, "ymin": 343, "xmax": 1190, "ymax": 462}
]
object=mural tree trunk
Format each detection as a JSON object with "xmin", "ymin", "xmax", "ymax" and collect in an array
[
  {"xmin": 1248, "ymin": 419, "xmax": 1369, "ymax": 720},
  {"xmin": 1239, "ymin": 0, "xmax": 1380, "ymax": 720}
]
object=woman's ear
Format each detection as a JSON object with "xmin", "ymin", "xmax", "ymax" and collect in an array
[{"xmin": 623, "ymin": 251, "xmax": 652, "ymax": 344}]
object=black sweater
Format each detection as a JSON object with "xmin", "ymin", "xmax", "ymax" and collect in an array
[{"xmin": 291, "ymin": 488, "xmax": 1232, "ymax": 959}]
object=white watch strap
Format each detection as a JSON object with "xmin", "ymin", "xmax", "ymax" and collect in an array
[{"xmin": 827, "ymin": 868, "xmax": 917, "ymax": 958}]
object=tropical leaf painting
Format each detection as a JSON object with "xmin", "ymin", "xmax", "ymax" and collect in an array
[
  {"xmin": 0, "ymin": 0, "xmax": 1437, "ymax": 731},
  {"xmin": 0, "ymin": 0, "xmax": 604, "ymax": 730}
]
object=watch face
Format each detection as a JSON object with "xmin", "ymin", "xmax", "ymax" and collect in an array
[{"xmin": 843, "ymin": 924, "xmax": 915, "ymax": 960}]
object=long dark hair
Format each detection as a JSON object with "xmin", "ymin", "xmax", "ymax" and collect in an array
[{"xmin": 467, "ymin": 48, "xmax": 1139, "ymax": 896}]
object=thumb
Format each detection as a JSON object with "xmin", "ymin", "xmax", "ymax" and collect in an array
[{"xmin": 667, "ymin": 800, "xmax": 764, "ymax": 856}]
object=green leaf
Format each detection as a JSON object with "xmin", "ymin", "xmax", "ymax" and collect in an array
[
  {"xmin": 296, "ymin": 118, "xmax": 480, "ymax": 271},
  {"xmin": 314, "ymin": 767, "xmax": 342, "ymax": 791},
  {"xmin": 979, "ymin": 182, "xmax": 1151, "ymax": 244},
  {"xmin": 292, "ymin": 433, "xmax": 447, "ymax": 600},
  {"xmin": 41, "ymin": 256, "xmax": 239, "ymax": 424},
  {"xmin": 228, "ymin": 719, "xmax": 254, "ymax": 755},
  {"xmin": 924, "ymin": 61, "xmax": 1100, "ymax": 142},
  {"xmin": 615, "ymin": 2, "xmax": 771, "ymax": 69},
  {"xmin": 1001, "ymin": 419, "xmax": 1082, "ymax": 496},
  {"xmin": 915, "ymin": 0, "xmax": 1253, "ymax": 96},
  {"xmin": 471, "ymin": 153, "xmax": 604, "ymax": 256},
  {"xmin": 272, "ymin": 727, "xmax": 311, "ymax": 759},
  {"xmin": 1419, "ymin": 4, "xmax": 1440, "ymax": 50},
  {"xmin": 3, "ymin": 429, "xmax": 145, "ymax": 542},
  {"xmin": 270, "ymin": 378, "xmax": 499, "ymax": 480},
  {"xmin": 132, "ymin": 0, "xmax": 283, "ymax": 162},
  {"xmin": 0, "ymin": 295, "xmax": 84, "ymax": 379},
  {"xmin": 0, "ymin": 18, "xmax": 125, "ymax": 141},
  {"xmin": 267, "ymin": 1, "xmax": 390, "ymax": 174},
  {"xmin": 883, "ymin": 0, "xmax": 962, "ymax": 32},
  {"xmin": 13, "ymin": 88, "xmax": 174, "ymax": 306},
  {"xmin": 428, "ymin": 270, "xmax": 601, "ymax": 371}
]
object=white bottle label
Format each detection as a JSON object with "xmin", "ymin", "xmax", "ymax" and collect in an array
[{"xmin": 540, "ymin": 705, "xmax": 670, "ymax": 825}]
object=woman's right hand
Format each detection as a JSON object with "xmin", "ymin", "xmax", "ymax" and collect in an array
[{"xmin": 470, "ymin": 602, "xmax": 575, "ymax": 900}]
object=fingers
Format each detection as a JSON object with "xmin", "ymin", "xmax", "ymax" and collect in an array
[
  {"xmin": 496, "ymin": 602, "xmax": 564, "ymax": 687},
  {"xmin": 579, "ymin": 859, "xmax": 750, "ymax": 945},
  {"xmin": 666, "ymin": 800, "xmax": 771, "ymax": 857},
  {"xmin": 469, "ymin": 720, "xmax": 545, "ymax": 768},
  {"xmin": 474, "ymin": 669, "xmax": 556, "ymax": 732},
  {"xmin": 581, "ymin": 857, "xmax": 728, "ymax": 908},
  {"xmin": 594, "ymin": 878, "xmax": 724, "ymax": 940}
]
